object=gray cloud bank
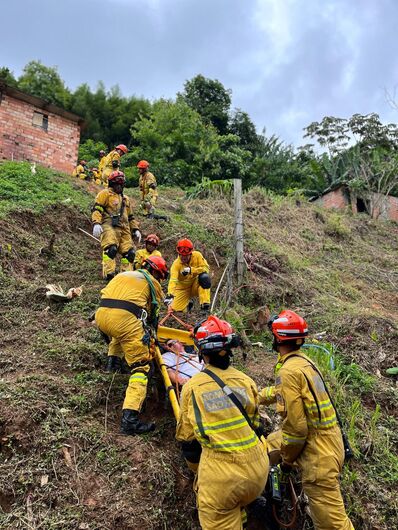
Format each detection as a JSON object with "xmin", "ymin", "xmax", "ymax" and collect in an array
[{"xmin": 1, "ymin": 0, "xmax": 398, "ymax": 146}]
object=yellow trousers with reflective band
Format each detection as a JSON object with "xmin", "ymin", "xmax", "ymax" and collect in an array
[
  {"xmin": 266, "ymin": 428, "xmax": 354, "ymax": 530},
  {"xmin": 101, "ymin": 224, "xmax": 134, "ymax": 277},
  {"xmin": 196, "ymin": 444, "xmax": 268, "ymax": 530},
  {"xmin": 171, "ymin": 277, "xmax": 211, "ymax": 311},
  {"xmin": 95, "ymin": 307, "xmax": 153, "ymax": 411}
]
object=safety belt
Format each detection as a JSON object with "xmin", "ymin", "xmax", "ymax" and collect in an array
[{"xmin": 203, "ymin": 369, "xmax": 259, "ymax": 436}]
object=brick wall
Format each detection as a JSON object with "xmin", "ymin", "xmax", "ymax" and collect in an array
[
  {"xmin": 0, "ymin": 93, "xmax": 80, "ymax": 174},
  {"xmin": 370, "ymin": 193, "xmax": 398, "ymax": 221},
  {"xmin": 314, "ymin": 188, "xmax": 349, "ymax": 209}
]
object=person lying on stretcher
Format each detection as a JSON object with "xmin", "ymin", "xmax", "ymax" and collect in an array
[{"xmin": 162, "ymin": 339, "xmax": 204, "ymax": 385}]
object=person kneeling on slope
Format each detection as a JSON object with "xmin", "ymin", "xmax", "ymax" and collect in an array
[
  {"xmin": 164, "ymin": 238, "xmax": 211, "ymax": 314},
  {"xmin": 92, "ymin": 170, "xmax": 141, "ymax": 280},
  {"xmin": 133, "ymin": 233, "xmax": 162, "ymax": 270},
  {"xmin": 95, "ymin": 256, "xmax": 168, "ymax": 435},
  {"xmin": 176, "ymin": 315, "xmax": 269, "ymax": 530},
  {"xmin": 263, "ymin": 310, "xmax": 354, "ymax": 530}
]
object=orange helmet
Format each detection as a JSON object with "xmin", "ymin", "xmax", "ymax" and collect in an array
[
  {"xmin": 108, "ymin": 170, "xmax": 126, "ymax": 186},
  {"xmin": 116, "ymin": 144, "xmax": 128, "ymax": 154},
  {"xmin": 176, "ymin": 238, "xmax": 194, "ymax": 256},
  {"xmin": 268, "ymin": 310, "xmax": 308, "ymax": 342},
  {"xmin": 143, "ymin": 255, "xmax": 168, "ymax": 280},
  {"xmin": 194, "ymin": 316, "xmax": 241, "ymax": 354},
  {"xmin": 137, "ymin": 160, "xmax": 150, "ymax": 169},
  {"xmin": 145, "ymin": 234, "xmax": 160, "ymax": 246}
]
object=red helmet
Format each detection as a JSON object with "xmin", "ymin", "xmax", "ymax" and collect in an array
[
  {"xmin": 194, "ymin": 316, "xmax": 241, "ymax": 353},
  {"xmin": 143, "ymin": 255, "xmax": 168, "ymax": 280},
  {"xmin": 268, "ymin": 310, "xmax": 308, "ymax": 342},
  {"xmin": 137, "ymin": 160, "xmax": 150, "ymax": 169},
  {"xmin": 108, "ymin": 170, "xmax": 126, "ymax": 186},
  {"xmin": 176, "ymin": 238, "xmax": 194, "ymax": 256},
  {"xmin": 145, "ymin": 234, "xmax": 160, "ymax": 246},
  {"xmin": 80, "ymin": 160, "xmax": 87, "ymax": 165},
  {"xmin": 115, "ymin": 144, "xmax": 128, "ymax": 154}
]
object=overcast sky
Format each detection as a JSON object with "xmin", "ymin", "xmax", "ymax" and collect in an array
[{"xmin": 2, "ymin": 0, "xmax": 398, "ymax": 146}]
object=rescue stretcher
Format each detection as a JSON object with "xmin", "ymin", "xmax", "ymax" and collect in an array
[{"xmin": 151, "ymin": 311, "xmax": 197, "ymax": 421}]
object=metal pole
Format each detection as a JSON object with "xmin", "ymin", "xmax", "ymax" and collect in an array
[{"xmin": 233, "ymin": 178, "xmax": 244, "ymax": 285}]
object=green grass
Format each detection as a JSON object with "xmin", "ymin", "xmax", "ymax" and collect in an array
[{"xmin": 0, "ymin": 161, "xmax": 92, "ymax": 217}]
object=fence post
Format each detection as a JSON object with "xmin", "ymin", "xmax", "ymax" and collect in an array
[{"xmin": 233, "ymin": 178, "xmax": 244, "ymax": 284}]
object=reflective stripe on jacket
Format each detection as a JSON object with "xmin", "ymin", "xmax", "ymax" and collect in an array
[
  {"xmin": 176, "ymin": 365, "xmax": 260, "ymax": 453},
  {"xmin": 168, "ymin": 251, "xmax": 209, "ymax": 295},
  {"xmin": 275, "ymin": 351, "xmax": 338, "ymax": 463},
  {"xmin": 91, "ymin": 188, "xmax": 139, "ymax": 230}
]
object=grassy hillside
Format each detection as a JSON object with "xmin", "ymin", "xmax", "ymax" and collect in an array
[{"xmin": 0, "ymin": 162, "xmax": 397, "ymax": 529}]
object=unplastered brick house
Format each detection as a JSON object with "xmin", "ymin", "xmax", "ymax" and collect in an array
[
  {"xmin": 0, "ymin": 81, "xmax": 83, "ymax": 174},
  {"xmin": 311, "ymin": 184, "xmax": 398, "ymax": 222}
]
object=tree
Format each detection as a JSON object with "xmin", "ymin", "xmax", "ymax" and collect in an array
[
  {"xmin": 178, "ymin": 74, "xmax": 232, "ymax": 134},
  {"xmin": 0, "ymin": 67, "xmax": 18, "ymax": 87},
  {"xmin": 18, "ymin": 60, "xmax": 70, "ymax": 108},
  {"xmin": 229, "ymin": 109, "xmax": 262, "ymax": 155}
]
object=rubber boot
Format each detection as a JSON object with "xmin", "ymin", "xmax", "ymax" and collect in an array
[
  {"xmin": 120, "ymin": 409, "xmax": 156, "ymax": 435},
  {"xmin": 187, "ymin": 299, "xmax": 194, "ymax": 312},
  {"xmin": 200, "ymin": 303, "xmax": 210, "ymax": 315},
  {"xmin": 105, "ymin": 355, "xmax": 122, "ymax": 373}
]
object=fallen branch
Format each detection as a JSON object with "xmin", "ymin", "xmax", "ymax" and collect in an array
[{"xmin": 211, "ymin": 249, "xmax": 220, "ymax": 268}]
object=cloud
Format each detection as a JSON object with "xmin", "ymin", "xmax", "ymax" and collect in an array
[{"xmin": 1, "ymin": 0, "xmax": 398, "ymax": 146}]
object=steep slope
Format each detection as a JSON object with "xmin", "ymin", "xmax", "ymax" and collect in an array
[{"xmin": 0, "ymin": 162, "xmax": 397, "ymax": 529}]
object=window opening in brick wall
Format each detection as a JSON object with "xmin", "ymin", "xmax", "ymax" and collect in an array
[
  {"xmin": 356, "ymin": 197, "xmax": 368, "ymax": 213},
  {"xmin": 32, "ymin": 111, "xmax": 48, "ymax": 131}
]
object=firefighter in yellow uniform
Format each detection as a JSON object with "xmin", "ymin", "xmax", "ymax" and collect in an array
[
  {"xmin": 91, "ymin": 167, "xmax": 101, "ymax": 185},
  {"xmin": 72, "ymin": 160, "xmax": 87, "ymax": 179},
  {"xmin": 92, "ymin": 170, "xmax": 141, "ymax": 280},
  {"xmin": 176, "ymin": 315, "xmax": 269, "ymax": 530},
  {"xmin": 101, "ymin": 144, "xmax": 128, "ymax": 183},
  {"xmin": 133, "ymin": 233, "xmax": 162, "ymax": 270},
  {"xmin": 263, "ymin": 310, "xmax": 354, "ymax": 530},
  {"xmin": 98, "ymin": 149, "xmax": 107, "ymax": 185},
  {"xmin": 165, "ymin": 238, "xmax": 211, "ymax": 313},
  {"xmin": 95, "ymin": 256, "xmax": 168, "ymax": 434},
  {"xmin": 137, "ymin": 160, "xmax": 158, "ymax": 217}
]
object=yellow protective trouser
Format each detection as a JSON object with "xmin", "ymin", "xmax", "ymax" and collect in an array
[
  {"xmin": 170, "ymin": 277, "xmax": 211, "ymax": 312},
  {"xmin": 266, "ymin": 429, "xmax": 354, "ymax": 530},
  {"xmin": 196, "ymin": 444, "xmax": 269, "ymax": 530},
  {"xmin": 95, "ymin": 307, "xmax": 152, "ymax": 411},
  {"xmin": 101, "ymin": 224, "xmax": 134, "ymax": 277}
]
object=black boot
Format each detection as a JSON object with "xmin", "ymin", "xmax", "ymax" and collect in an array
[
  {"xmin": 105, "ymin": 355, "xmax": 122, "ymax": 373},
  {"xmin": 120, "ymin": 409, "xmax": 156, "ymax": 435},
  {"xmin": 105, "ymin": 273, "xmax": 115, "ymax": 281},
  {"xmin": 187, "ymin": 299, "xmax": 194, "ymax": 312},
  {"xmin": 200, "ymin": 303, "xmax": 210, "ymax": 314}
]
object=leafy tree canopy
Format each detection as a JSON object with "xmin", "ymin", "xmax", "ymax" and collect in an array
[{"xmin": 18, "ymin": 60, "xmax": 70, "ymax": 108}]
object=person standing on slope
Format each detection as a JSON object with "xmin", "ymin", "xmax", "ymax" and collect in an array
[
  {"xmin": 95, "ymin": 256, "xmax": 168, "ymax": 434},
  {"xmin": 263, "ymin": 310, "xmax": 355, "ymax": 530},
  {"xmin": 137, "ymin": 160, "xmax": 158, "ymax": 218},
  {"xmin": 92, "ymin": 170, "xmax": 141, "ymax": 280},
  {"xmin": 176, "ymin": 315, "xmax": 269, "ymax": 529},
  {"xmin": 101, "ymin": 144, "xmax": 128, "ymax": 183}
]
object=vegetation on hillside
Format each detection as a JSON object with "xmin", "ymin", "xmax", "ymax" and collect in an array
[
  {"xmin": 2, "ymin": 62, "xmax": 398, "ymax": 200},
  {"xmin": 0, "ymin": 163, "xmax": 397, "ymax": 529}
]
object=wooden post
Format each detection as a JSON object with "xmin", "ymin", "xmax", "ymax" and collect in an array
[{"xmin": 234, "ymin": 178, "xmax": 244, "ymax": 285}]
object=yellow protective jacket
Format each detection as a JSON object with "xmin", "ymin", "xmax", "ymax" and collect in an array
[
  {"xmin": 72, "ymin": 164, "xmax": 86, "ymax": 179},
  {"xmin": 91, "ymin": 188, "xmax": 139, "ymax": 230},
  {"xmin": 168, "ymin": 251, "xmax": 209, "ymax": 296},
  {"xmin": 139, "ymin": 171, "xmax": 157, "ymax": 200},
  {"xmin": 274, "ymin": 350, "xmax": 338, "ymax": 464},
  {"xmin": 133, "ymin": 248, "xmax": 162, "ymax": 270},
  {"xmin": 100, "ymin": 269, "xmax": 164, "ymax": 315},
  {"xmin": 176, "ymin": 365, "xmax": 261, "ymax": 453},
  {"xmin": 102, "ymin": 150, "xmax": 121, "ymax": 180},
  {"xmin": 98, "ymin": 154, "xmax": 107, "ymax": 174}
]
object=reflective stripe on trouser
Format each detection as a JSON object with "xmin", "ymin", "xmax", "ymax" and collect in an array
[
  {"xmin": 170, "ymin": 277, "xmax": 211, "ymax": 312},
  {"xmin": 267, "ymin": 427, "xmax": 354, "ymax": 530},
  {"xmin": 196, "ymin": 444, "xmax": 269, "ymax": 530},
  {"xmin": 100, "ymin": 224, "xmax": 134, "ymax": 277},
  {"xmin": 95, "ymin": 307, "xmax": 153, "ymax": 412}
]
